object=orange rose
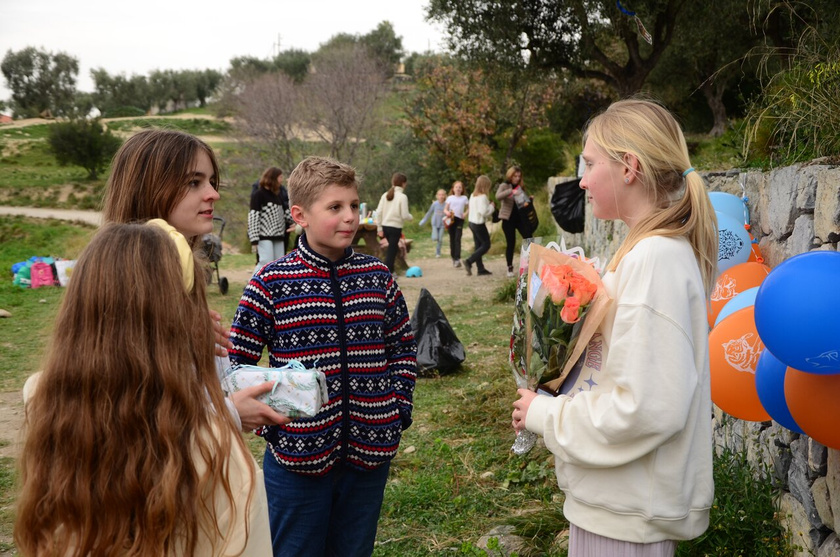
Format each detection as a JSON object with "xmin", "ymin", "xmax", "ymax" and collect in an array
[
  {"xmin": 568, "ymin": 274, "xmax": 597, "ymax": 306},
  {"xmin": 540, "ymin": 265, "xmax": 571, "ymax": 303},
  {"xmin": 560, "ymin": 295, "xmax": 581, "ymax": 323}
]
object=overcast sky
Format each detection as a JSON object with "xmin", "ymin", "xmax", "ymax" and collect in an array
[{"xmin": 0, "ymin": 0, "xmax": 447, "ymax": 103}]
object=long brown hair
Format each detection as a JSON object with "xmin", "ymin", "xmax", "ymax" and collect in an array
[
  {"xmin": 259, "ymin": 166, "xmax": 283, "ymax": 194},
  {"xmin": 386, "ymin": 172, "xmax": 407, "ymax": 201},
  {"xmin": 102, "ymin": 128, "xmax": 221, "ymax": 247},
  {"xmin": 14, "ymin": 224, "xmax": 251, "ymax": 556},
  {"xmin": 583, "ymin": 99, "xmax": 718, "ymax": 294}
]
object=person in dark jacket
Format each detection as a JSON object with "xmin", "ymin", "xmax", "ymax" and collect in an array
[
  {"xmin": 249, "ymin": 167, "xmax": 294, "ymax": 273},
  {"xmin": 496, "ymin": 165, "xmax": 535, "ymax": 276},
  {"xmin": 229, "ymin": 156, "xmax": 417, "ymax": 557}
]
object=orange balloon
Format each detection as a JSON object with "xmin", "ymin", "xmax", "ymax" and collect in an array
[
  {"xmin": 708, "ymin": 262, "xmax": 771, "ymax": 328},
  {"xmin": 709, "ymin": 306, "xmax": 771, "ymax": 421},
  {"xmin": 785, "ymin": 369, "xmax": 840, "ymax": 449}
]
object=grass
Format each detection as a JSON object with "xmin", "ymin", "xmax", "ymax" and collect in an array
[
  {"xmin": 0, "ymin": 457, "xmax": 15, "ymax": 552},
  {"xmin": 104, "ymin": 117, "xmax": 233, "ymax": 136},
  {"xmin": 0, "ymin": 125, "xmax": 53, "ymax": 140},
  {"xmin": 0, "ymin": 217, "xmax": 96, "ymax": 390},
  {"xmin": 0, "ymin": 218, "xmax": 794, "ymax": 556}
]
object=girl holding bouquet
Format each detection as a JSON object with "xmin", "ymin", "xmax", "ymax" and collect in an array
[{"xmin": 512, "ymin": 99, "xmax": 717, "ymax": 556}]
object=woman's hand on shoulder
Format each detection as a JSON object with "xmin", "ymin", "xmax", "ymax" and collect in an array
[{"xmin": 231, "ymin": 381, "xmax": 292, "ymax": 430}]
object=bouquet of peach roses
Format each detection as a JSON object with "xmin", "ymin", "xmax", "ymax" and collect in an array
[{"xmin": 510, "ymin": 241, "xmax": 610, "ymax": 454}]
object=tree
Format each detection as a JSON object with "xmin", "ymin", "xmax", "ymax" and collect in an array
[
  {"xmin": 91, "ymin": 68, "xmax": 152, "ymax": 115},
  {"xmin": 191, "ymin": 69, "xmax": 223, "ymax": 107},
  {"xmin": 234, "ymin": 72, "xmax": 301, "ymax": 172},
  {"xmin": 273, "ymin": 49, "xmax": 311, "ymax": 83},
  {"xmin": 405, "ymin": 57, "xmax": 556, "ymax": 182},
  {"xmin": 149, "ymin": 69, "xmax": 199, "ymax": 112},
  {"xmin": 1, "ymin": 47, "xmax": 79, "ymax": 118},
  {"xmin": 47, "ymin": 118, "xmax": 122, "ymax": 179},
  {"xmin": 303, "ymin": 45, "xmax": 389, "ymax": 164},
  {"xmin": 360, "ymin": 21, "xmax": 404, "ymax": 75},
  {"xmin": 427, "ymin": 0, "xmax": 688, "ymax": 97}
]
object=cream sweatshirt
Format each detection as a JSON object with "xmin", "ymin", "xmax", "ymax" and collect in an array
[
  {"xmin": 375, "ymin": 186, "xmax": 413, "ymax": 230},
  {"xmin": 525, "ymin": 235, "xmax": 713, "ymax": 543}
]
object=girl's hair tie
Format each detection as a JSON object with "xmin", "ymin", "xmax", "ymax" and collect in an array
[{"xmin": 682, "ymin": 167, "xmax": 695, "ymax": 177}]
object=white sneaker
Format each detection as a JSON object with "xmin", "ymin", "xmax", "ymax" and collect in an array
[{"xmin": 507, "ymin": 266, "xmax": 515, "ymax": 278}]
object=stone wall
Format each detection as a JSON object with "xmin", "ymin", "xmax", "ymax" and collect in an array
[{"xmin": 547, "ymin": 164, "xmax": 840, "ymax": 556}]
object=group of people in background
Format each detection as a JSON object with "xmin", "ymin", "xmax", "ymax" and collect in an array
[{"xmin": 416, "ymin": 166, "xmax": 535, "ymax": 277}]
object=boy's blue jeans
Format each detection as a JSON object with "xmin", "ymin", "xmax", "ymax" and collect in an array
[{"xmin": 263, "ymin": 448, "xmax": 390, "ymax": 557}]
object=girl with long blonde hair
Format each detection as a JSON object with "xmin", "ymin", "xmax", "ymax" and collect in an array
[
  {"xmin": 462, "ymin": 175, "xmax": 496, "ymax": 276},
  {"xmin": 512, "ymin": 99, "xmax": 717, "ymax": 556},
  {"xmin": 15, "ymin": 224, "xmax": 271, "ymax": 556}
]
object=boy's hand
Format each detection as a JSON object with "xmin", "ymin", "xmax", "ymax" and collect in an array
[
  {"xmin": 210, "ymin": 310, "xmax": 233, "ymax": 357},
  {"xmin": 232, "ymin": 381, "xmax": 292, "ymax": 430}
]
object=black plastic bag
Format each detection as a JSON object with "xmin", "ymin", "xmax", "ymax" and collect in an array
[
  {"xmin": 410, "ymin": 288, "xmax": 465, "ymax": 376},
  {"xmin": 550, "ymin": 178, "xmax": 585, "ymax": 233}
]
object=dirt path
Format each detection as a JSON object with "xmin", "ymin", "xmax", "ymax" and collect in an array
[{"xmin": 0, "ymin": 206, "xmax": 102, "ymax": 226}]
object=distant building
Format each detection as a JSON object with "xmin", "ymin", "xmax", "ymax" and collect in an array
[{"xmin": 0, "ymin": 114, "xmax": 13, "ymax": 125}]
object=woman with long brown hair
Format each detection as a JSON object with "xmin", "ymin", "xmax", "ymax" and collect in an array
[
  {"xmin": 101, "ymin": 128, "xmax": 287, "ymax": 431},
  {"xmin": 15, "ymin": 224, "xmax": 271, "ymax": 556},
  {"xmin": 249, "ymin": 166, "xmax": 293, "ymax": 273},
  {"xmin": 495, "ymin": 165, "xmax": 537, "ymax": 277}
]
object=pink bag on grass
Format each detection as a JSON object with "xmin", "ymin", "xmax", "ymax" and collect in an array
[{"xmin": 29, "ymin": 262, "xmax": 56, "ymax": 288}]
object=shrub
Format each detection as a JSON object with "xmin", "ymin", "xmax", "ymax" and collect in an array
[{"xmin": 47, "ymin": 118, "xmax": 122, "ymax": 179}]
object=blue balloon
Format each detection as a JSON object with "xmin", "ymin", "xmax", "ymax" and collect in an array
[
  {"xmin": 755, "ymin": 251, "xmax": 840, "ymax": 373},
  {"xmin": 754, "ymin": 350, "xmax": 805, "ymax": 433},
  {"xmin": 716, "ymin": 212, "xmax": 751, "ymax": 273},
  {"xmin": 709, "ymin": 192, "xmax": 748, "ymax": 225},
  {"xmin": 405, "ymin": 266, "xmax": 423, "ymax": 278},
  {"xmin": 715, "ymin": 286, "xmax": 760, "ymax": 327}
]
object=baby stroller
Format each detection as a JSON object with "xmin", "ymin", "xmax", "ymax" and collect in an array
[{"xmin": 201, "ymin": 216, "xmax": 229, "ymax": 295}]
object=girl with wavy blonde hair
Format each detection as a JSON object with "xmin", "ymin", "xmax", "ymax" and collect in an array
[
  {"xmin": 513, "ymin": 99, "xmax": 717, "ymax": 556},
  {"xmin": 15, "ymin": 224, "xmax": 271, "ymax": 556}
]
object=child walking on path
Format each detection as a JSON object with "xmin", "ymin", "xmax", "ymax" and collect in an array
[
  {"xmin": 444, "ymin": 180, "xmax": 469, "ymax": 267},
  {"xmin": 462, "ymin": 175, "xmax": 495, "ymax": 276},
  {"xmin": 512, "ymin": 99, "xmax": 717, "ymax": 557},
  {"xmin": 375, "ymin": 172, "xmax": 413, "ymax": 272},
  {"xmin": 229, "ymin": 156, "xmax": 417, "ymax": 557},
  {"xmin": 101, "ymin": 128, "xmax": 286, "ymax": 432},
  {"xmin": 15, "ymin": 224, "xmax": 271, "ymax": 556},
  {"xmin": 419, "ymin": 188, "xmax": 447, "ymax": 257}
]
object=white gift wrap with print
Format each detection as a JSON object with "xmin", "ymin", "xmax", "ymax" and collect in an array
[{"xmin": 221, "ymin": 362, "xmax": 328, "ymax": 418}]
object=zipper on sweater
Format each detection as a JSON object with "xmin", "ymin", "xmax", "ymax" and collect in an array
[{"xmin": 330, "ymin": 264, "xmax": 351, "ymax": 464}]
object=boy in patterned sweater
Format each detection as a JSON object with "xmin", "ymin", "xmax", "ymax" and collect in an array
[{"xmin": 229, "ymin": 156, "xmax": 417, "ymax": 557}]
